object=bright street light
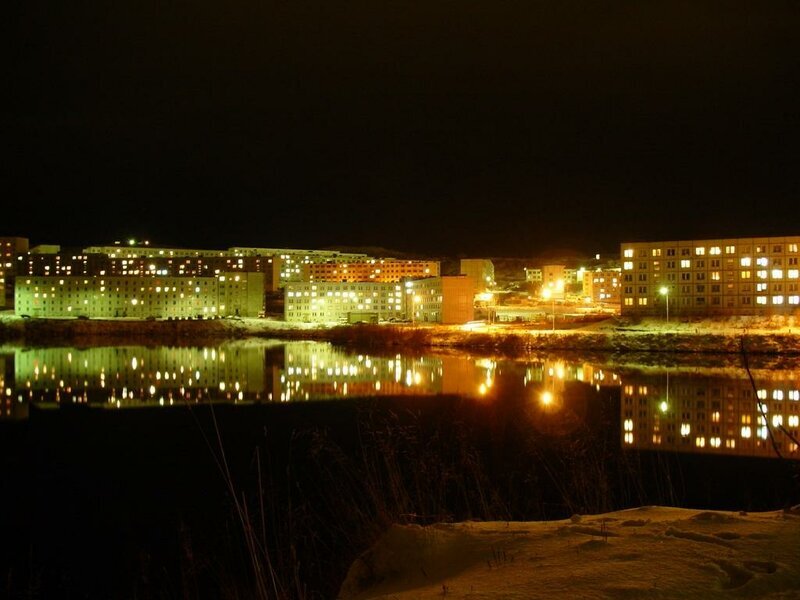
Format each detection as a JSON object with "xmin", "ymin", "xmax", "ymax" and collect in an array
[
  {"xmin": 542, "ymin": 279, "xmax": 563, "ymax": 332},
  {"xmin": 659, "ymin": 286, "xmax": 670, "ymax": 322}
]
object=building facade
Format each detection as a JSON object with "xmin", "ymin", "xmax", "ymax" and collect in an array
[
  {"xmin": 285, "ymin": 275, "xmax": 475, "ymax": 325},
  {"xmin": 14, "ymin": 273, "xmax": 264, "ymax": 319},
  {"xmin": 0, "ymin": 237, "xmax": 29, "ymax": 308},
  {"xmin": 284, "ymin": 281, "xmax": 404, "ymax": 323},
  {"xmin": 583, "ymin": 268, "xmax": 621, "ymax": 305},
  {"xmin": 459, "ymin": 259, "xmax": 495, "ymax": 292},
  {"xmin": 405, "ymin": 275, "xmax": 475, "ymax": 324},
  {"xmin": 620, "ymin": 237, "xmax": 800, "ymax": 316},
  {"xmin": 303, "ymin": 259, "xmax": 439, "ymax": 283}
]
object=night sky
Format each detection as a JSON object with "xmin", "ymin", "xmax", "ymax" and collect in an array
[{"xmin": 6, "ymin": 2, "xmax": 799, "ymax": 257}]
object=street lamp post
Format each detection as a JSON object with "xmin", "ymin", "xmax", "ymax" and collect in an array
[
  {"xmin": 659, "ymin": 286, "xmax": 670, "ymax": 323},
  {"xmin": 541, "ymin": 287, "xmax": 554, "ymax": 331}
]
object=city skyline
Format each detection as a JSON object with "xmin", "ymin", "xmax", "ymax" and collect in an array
[{"xmin": 7, "ymin": 2, "xmax": 799, "ymax": 257}]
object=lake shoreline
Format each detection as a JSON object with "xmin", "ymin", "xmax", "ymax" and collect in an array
[{"xmin": 2, "ymin": 314, "xmax": 800, "ymax": 356}]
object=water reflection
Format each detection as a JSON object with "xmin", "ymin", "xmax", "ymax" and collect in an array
[
  {"xmin": 619, "ymin": 366, "xmax": 800, "ymax": 459},
  {"xmin": 1, "ymin": 342, "xmax": 798, "ymax": 460}
]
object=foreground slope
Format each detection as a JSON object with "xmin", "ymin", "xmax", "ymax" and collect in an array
[{"xmin": 339, "ymin": 506, "xmax": 800, "ymax": 599}]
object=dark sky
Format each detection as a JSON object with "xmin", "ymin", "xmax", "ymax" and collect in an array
[{"xmin": 6, "ymin": 1, "xmax": 799, "ymax": 257}]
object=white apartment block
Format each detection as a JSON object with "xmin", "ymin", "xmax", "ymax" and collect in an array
[
  {"xmin": 620, "ymin": 237, "xmax": 800, "ymax": 316},
  {"xmin": 15, "ymin": 273, "xmax": 264, "ymax": 319},
  {"xmin": 285, "ymin": 281, "xmax": 404, "ymax": 323},
  {"xmin": 285, "ymin": 276, "xmax": 475, "ymax": 325}
]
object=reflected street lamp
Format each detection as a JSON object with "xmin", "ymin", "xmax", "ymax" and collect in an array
[{"xmin": 659, "ymin": 286, "xmax": 670, "ymax": 322}]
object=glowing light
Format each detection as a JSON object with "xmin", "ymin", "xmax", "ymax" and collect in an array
[{"xmin": 541, "ymin": 391, "xmax": 553, "ymax": 405}]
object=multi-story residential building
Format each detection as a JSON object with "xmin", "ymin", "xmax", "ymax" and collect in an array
[
  {"xmin": 303, "ymin": 259, "xmax": 439, "ymax": 283},
  {"xmin": 14, "ymin": 273, "xmax": 264, "ymax": 319},
  {"xmin": 285, "ymin": 275, "xmax": 475, "ymax": 325},
  {"xmin": 285, "ymin": 281, "xmax": 404, "ymax": 323},
  {"xmin": 405, "ymin": 275, "xmax": 475, "ymax": 324},
  {"xmin": 0, "ymin": 237, "xmax": 29, "ymax": 308},
  {"xmin": 620, "ymin": 237, "xmax": 800, "ymax": 316},
  {"xmin": 524, "ymin": 268, "xmax": 542, "ymax": 284},
  {"xmin": 459, "ymin": 259, "xmax": 495, "ymax": 292},
  {"xmin": 583, "ymin": 268, "xmax": 621, "ymax": 305}
]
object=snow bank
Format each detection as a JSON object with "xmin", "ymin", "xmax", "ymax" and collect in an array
[{"xmin": 339, "ymin": 506, "xmax": 800, "ymax": 599}]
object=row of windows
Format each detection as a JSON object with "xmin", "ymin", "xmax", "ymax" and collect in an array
[
  {"xmin": 625, "ymin": 283, "xmax": 799, "ymax": 293},
  {"xmin": 625, "ymin": 260, "xmax": 799, "ymax": 271},
  {"xmin": 624, "ymin": 295, "xmax": 800, "ymax": 306},
  {"xmin": 624, "ymin": 243, "xmax": 800, "ymax": 259}
]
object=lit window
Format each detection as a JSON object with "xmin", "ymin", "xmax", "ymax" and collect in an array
[
  {"xmin": 623, "ymin": 261, "xmax": 633, "ymax": 270},
  {"xmin": 756, "ymin": 296, "xmax": 767, "ymax": 305},
  {"xmin": 638, "ymin": 298, "xmax": 648, "ymax": 305},
  {"xmin": 710, "ymin": 247, "xmax": 721, "ymax": 255},
  {"xmin": 789, "ymin": 296, "xmax": 800, "ymax": 305},
  {"xmin": 680, "ymin": 260, "xmax": 691, "ymax": 268},
  {"xmin": 789, "ymin": 269, "xmax": 799, "ymax": 279},
  {"xmin": 757, "ymin": 270, "xmax": 768, "ymax": 279},
  {"xmin": 624, "ymin": 298, "xmax": 633, "ymax": 306},
  {"xmin": 740, "ymin": 257, "xmax": 751, "ymax": 267},
  {"xmin": 772, "ymin": 296, "xmax": 784, "ymax": 305},
  {"xmin": 623, "ymin": 249, "xmax": 634, "ymax": 258},
  {"xmin": 695, "ymin": 247, "xmax": 706, "ymax": 255}
]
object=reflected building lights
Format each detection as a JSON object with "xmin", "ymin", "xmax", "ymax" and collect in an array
[{"xmin": 2, "ymin": 344, "xmax": 799, "ymax": 462}]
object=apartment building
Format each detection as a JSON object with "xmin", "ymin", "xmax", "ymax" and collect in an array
[
  {"xmin": 459, "ymin": 259, "xmax": 495, "ymax": 292},
  {"xmin": 620, "ymin": 237, "xmax": 800, "ymax": 316},
  {"xmin": 303, "ymin": 259, "xmax": 439, "ymax": 283},
  {"xmin": 583, "ymin": 268, "xmax": 621, "ymax": 305},
  {"xmin": 405, "ymin": 275, "xmax": 475, "ymax": 324},
  {"xmin": 0, "ymin": 237, "xmax": 29, "ymax": 308},
  {"xmin": 284, "ymin": 281, "xmax": 404, "ymax": 323},
  {"xmin": 15, "ymin": 272, "xmax": 264, "ymax": 319},
  {"xmin": 285, "ymin": 275, "xmax": 475, "ymax": 325}
]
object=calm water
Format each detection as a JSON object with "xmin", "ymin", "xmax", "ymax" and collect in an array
[{"xmin": 1, "ymin": 340, "xmax": 799, "ymax": 598}]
